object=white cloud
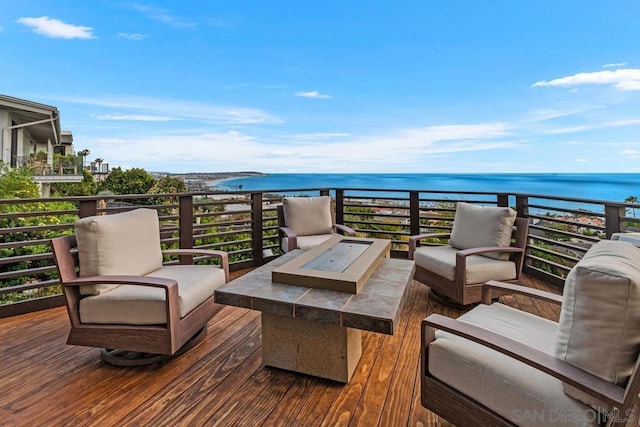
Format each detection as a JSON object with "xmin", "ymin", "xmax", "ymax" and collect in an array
[
  {"xmin": 82, "ymin": 122, "xmax": 514, "ymax": 173},
  {"xmin": 543, "ymin": 118, "xmax": 640, "ymax": 134},
  {"xmin": 17, "ymin": 16, "xmax": 95, "ymax": 39},
  {"xmin": 603, "ymin": 62, "xmax": 627, "ymax": 68},
  {"xmin": 532, "ymin": 69, "xmax": 640, "ymax": 91},
  {"xmin": 124, "ymin": 3, "xmax": 195, "ymax": 28},
  {"xmin": 620, "ymin": 149, "xmax": 639, "ymax": 156},
  {"xmin": 117, "ymin": 32, "xmax": 147, "ymax": 40},
  {"xmin": 576, "ymin": 158, "xmax": 589, "ymax": 162},
  {"xmin": 95, "ymin": 114, "xmax": 176, "ymax": 122},
  {"xmin": 295, "ymin": 91, "xmax": 332, "ymax": 99},
  {"xmin": 290, "ymin": 133, "xmax": 350, "ymax": 140},
  {"xmin": 525, "ymin": 108, "xmax": 582, "ymax": 122},
  {"xmin": 44, "ymin": 94, "xmax": 282, "ymax": 125}
]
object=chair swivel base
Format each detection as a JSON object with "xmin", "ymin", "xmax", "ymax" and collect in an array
[
  {"xmin": 428, "ymin": 288, "xmax": 477, "ymax": 310},
  {"xmin": 428, "ymin": 288, "xmax": 499, "ymax": 310},
  {"xmin": 100, "ymin": 325, "xmax": 207, "ymax": 367}
]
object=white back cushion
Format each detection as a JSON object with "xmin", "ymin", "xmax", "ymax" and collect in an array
[
  {"xmin": 283, "ymin": 196, "xmax": 333, "ymax": 236},
  {"xmin": 555, "ymin": 240, "xmax": 640, "ymax": 408},
  {"xmin": 75, "ymin": 208, "xmax": 163, "ymax": 295},
  {"xmin": 449, "ymin": 202, "xmax": 517, "ymax": 260}
]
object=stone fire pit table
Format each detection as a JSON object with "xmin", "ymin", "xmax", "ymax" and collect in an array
[{"xmin": 214, "ymin": 249, "xmax": 415, "ymax": 383}]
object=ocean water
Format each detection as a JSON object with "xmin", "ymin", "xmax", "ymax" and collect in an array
[{"xmin": 215, "ymin": 173, "xmax": 640, "ymax": 205}]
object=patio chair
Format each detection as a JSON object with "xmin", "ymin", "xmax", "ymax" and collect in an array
[
  {"xmin": 421, "ymin": 240, "xmax": 640, "ymax": 426},
  {"xmin": 51, "ymin": 208, "xmax": 229, "ymax": 366},
  {"xmin": 409, "ymin": 202, "xmax": 528, "ymax": 307},
  {"xmin": 277, "ymin": 195, "xmax": 356, "ymax": 253}
]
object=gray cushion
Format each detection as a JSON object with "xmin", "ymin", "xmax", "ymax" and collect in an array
[
  {"xmin": 75, "ymin": 208, "xmax": 163, "ymax": 295},
  {"xmin": 449, "ymin": 202, "xmax": 517, "ymax": 261},
  {"xmin": 430, "ymin": 303, "xmax": 598, "ymax": 426},
  {"xmin": 414, "ymin": 245, "xmax": 517, "ymax": 284},
  {"xmin": 79, "ymin": 265, "xmax": 226, "ymax": 325},
  {"xmin": 555, "ymin": 240, "xmax": 640, "ymax": 409},
  {"xmin": 283, "ymin": 196, "xmax": 333, "ymax": 236}
]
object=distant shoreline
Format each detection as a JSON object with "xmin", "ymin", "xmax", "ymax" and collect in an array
[{"xmin": 156, "ymin": 171, "xmax": 266, "ymax": 192}]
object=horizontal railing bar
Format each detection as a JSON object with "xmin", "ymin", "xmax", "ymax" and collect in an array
[
  {"xmin": 527, "ymin": 254, "xmax": 573, "ymax": 273},
  {"xmin": 0, "ymin": 209, "xmax": 79, "ymax": 219},
  {"xmin": 0, "ymin": 279, "xmax": 60, "ymax": 295},
  {"xmin": 525, "ymin": 203, "xmax": 603, "ymax": 216},
  {"xmin": 0, "ymin": 265, "xmax": 57, "ymax": 280},
  {"xmin": 528, "ymin": 224, "xmax": 601, "ymax": 243},
  {"xmin": 0, "ymin": 238, "xmax": 55, "ymax": 250},
  {"xmin": 0, "ymin": 223, "xmax": 74, "ymax": 235},
  {"xmin": 0, "ymin": 252, "xmax": 54, "ymax": 265},
  {"xmin": 527, "ymin": 213, "xmax": 606, "ymax": 231},
  {"xmin": 194, "ymin": 229, "xmax": 252, "ymax": 240},
  {"xmin": 526, "ymin": 244, "xmax": 582, "ymax": 264},
  {"xmin": 528, "ymin": 234, "xmax": 592, "ymax": 253},
  {"xmin": 419, "ymin": 198, "xmax": 498, "ymax": 205}
]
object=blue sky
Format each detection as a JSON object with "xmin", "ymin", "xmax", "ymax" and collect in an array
[{"xmin": 3, "ymin": 1, "xmax": 640, "ymax": 173}]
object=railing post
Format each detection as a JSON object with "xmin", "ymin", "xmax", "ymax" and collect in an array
[
  {"xmin": 497, "ymin": 193, "xmax": 509, "ymax": 208},
  {"xmin": 605, "ymin": 204, "xmax": 626, "ymax": 238},
  {"xmin": 179, "ymin": 195, "xmax": 194, "ymax": 265},
  {"xmin": 320, "ymin": 188, "xmax": 330, "ymax": 196},
  {"xmin": 409, "ymin": 191, "xmax": 420, "ymax": 236},
  {"xmin": 252, "ymin": 192, "xmax": 264, "ymax": 266},
  {"xmin": 515, "ymin": 195, "xmax": 528, "ymax": 218},
  {"xmin": 78, "ymin": 199, "xmax": 97, "ymax": 218},
  {"xmin": 335, "ymin": 189, "xmax": 345, "ymax": 225}
]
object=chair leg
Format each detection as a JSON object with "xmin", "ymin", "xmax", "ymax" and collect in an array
[{"xmin": 100, "ymin": 325, "xmax": 208, "ymax": 367}]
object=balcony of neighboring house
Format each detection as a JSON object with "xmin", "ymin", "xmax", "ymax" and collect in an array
[
  {"xmin": 0, "ymin": 95, "xmax": 83, "ymax": 197},
  {"xmin": 87, "ymin": 159, "xmax": 110, "ymax": 182}
]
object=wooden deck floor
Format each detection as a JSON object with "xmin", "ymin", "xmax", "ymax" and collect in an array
[{"xmin": 0, "ymin": 272, "xmax": 560, "ymax": 427}]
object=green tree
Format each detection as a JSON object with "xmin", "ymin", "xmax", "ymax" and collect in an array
[
  {"xmin": 150, "ymin": 176, "xmax": 187, "ymax": 194},
  {"xmin": 51, "ymin": 169, "xmax": 97, "ymax": 197},
  {"xmin": 98, "ymin": 167, "xmax": 155, "ymax": 196},
  {"xmin": 0, "ymin": 163, "xmax": 39, "ymax": 199}
]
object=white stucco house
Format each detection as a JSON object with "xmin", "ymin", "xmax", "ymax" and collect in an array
[{"xmin": 0, "ymin": 94, "xmax": 83, "ymax": 197}]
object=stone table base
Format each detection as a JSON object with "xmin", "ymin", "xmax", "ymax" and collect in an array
[{"xmin": 261, "ymin": 312, "xmax": 362, "ymax": 383}]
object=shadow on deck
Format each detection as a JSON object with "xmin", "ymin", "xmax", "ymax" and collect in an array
[{"xmin": 0, "ymin": 272, "xmax": 560, "ymax": 426}]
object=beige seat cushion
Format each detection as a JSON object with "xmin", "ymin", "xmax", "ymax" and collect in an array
[
  {"xmin": 75, "ymin": 208, "xmax": 163, "ymax": 295},
  {"xmin": 430, "ymin": 303, "xmax": 598, "ymax": 426},
  {"xmin": 413, "ymin": 245, "xmax": 516, "ymax": 284},
  {"xmin": 449, "ymin": 202, "xmax": 517, "ymax": 260},
  {"xmin": 283, "ymin": 196, "xmax": 333, "ymax": 236},
  {"xmin": 555, "ymin": 240, "xmax": 640, "ymax": 409},
  {"xmin": 79, "ymin": 265, "xmax": 226, "ymax": 325},
  {"xmin": 282, "ymin": 234, "xmax": 335, "ymax": 252}
]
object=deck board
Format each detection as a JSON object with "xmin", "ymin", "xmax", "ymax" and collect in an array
[{"xmin": 0, "ymin": 273, "xmax": 562, "ymax": 426}]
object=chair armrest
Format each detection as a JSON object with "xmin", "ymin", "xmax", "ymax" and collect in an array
[
  {"xmin": 279, "ymin": 226, "xmax": 297, "ymax": 252},
  {"xmin": 457, "ymin": 246, "xmax": 523, "ymax": 257},
  {"xmin": 482, "ymin": 280, "xmax": 563, "ymax": 305},
  {"xmin": 65, "ymin": 275, "xmax": 180, "ymax": 327},
  {"xmin": 408, "ymin": 233, "xmax": 451, "ymax": 259},
  {"xmin": 422, "ymin": 314, "xmax": 625, "ymax": 407},
  {"xmin": 163, "ymin": 249, "xmax": 229, "ymax": 282},
  {"xmin": 65, "ymin": 275, "xmax": 177, "ymax": 289},
  {"xmin": 335, "ymin": 224, "xmax": 356, "ymax": 236}
]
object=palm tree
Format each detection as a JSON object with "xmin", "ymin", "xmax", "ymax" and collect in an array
[
  {"xmin": 625, "ymin": 195, "xmax": 638, "ymax": 218},
  {"xmin": 78, "ymin": 149, "xmax": 90, "ymax": 168},
  {"xmin": 94, "ymin": 158, "xmax": 103, "ymax": 173}
]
